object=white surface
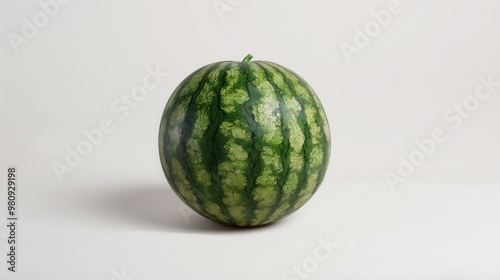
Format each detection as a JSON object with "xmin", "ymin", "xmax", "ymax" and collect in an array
[{"xmin": 1, "ymin": 0, "xmax": 500, "ymax": 279}]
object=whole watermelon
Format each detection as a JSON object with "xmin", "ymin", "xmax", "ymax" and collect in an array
[{"xmin": 159, "ymin": 54, "xmax": 330, "ymax": 226}]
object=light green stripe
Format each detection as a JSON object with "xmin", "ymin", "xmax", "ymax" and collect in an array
[
  {"xmin": 220, "ymin": 66, "xmax": 250, "ymax": 113},
  {"xmin": 216, "ymin": 65, "xmax": 253, "ymax": 223},
  {"xmin": 262, "ymin": 97, "xmax": 306, "ymax": 223}
]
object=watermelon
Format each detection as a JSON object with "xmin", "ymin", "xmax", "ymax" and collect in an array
[{"xmin": 159, "ymin": 54, "xmax": 330, "ymax": 226}]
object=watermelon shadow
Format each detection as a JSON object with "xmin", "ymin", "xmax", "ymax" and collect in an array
[{"xmin": 89, "ymin": 185, "xmax": 277, "ymax": 234}]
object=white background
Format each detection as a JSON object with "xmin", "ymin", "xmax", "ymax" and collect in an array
[{"xmin": 1, "ymin": 0, "xmax": 500, "ymax": 279}]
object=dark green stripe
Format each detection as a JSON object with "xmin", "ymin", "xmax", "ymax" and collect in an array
[
  {"xmin": 264, "ymin": 63, "xmax": 312, "ymax": 215},
  {"xmin": 281, "ymin": 65, "xmax": 330, "ymax": 193},
  {"xmin": 254, "ymin": 62, "xmax": 291, "ymax": 224},
  {"xmin": 196, "ymin": 63, "xmax": 241, "ymax": 224},
  {"xmin": 298, "ymin": 81, "xmax": 330, "ymax": 192},
  {"xmin": 160, "ymin": 64, "xmax": 222, "ymax": 211},
  {"xmin": 240, "ymin": 62, "xmax": 265, "ymax": 225},
  {"xmin": 167, "ymin": 63, "xmax": 224, "ymax": 216},
  {"xmin": 222, "ymin": 65, "xmax": 262, "ymax": 224},
  {"xmin": 183, "ymin": 63, "xmax": 239, "ymax": 224}
]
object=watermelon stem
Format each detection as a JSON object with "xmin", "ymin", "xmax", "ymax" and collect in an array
[{"xmin": 242, "ymin": 54, "xmax": 253, "ymax": 62}]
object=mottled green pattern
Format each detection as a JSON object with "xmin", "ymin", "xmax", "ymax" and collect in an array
[{"xmin": 159, "ymin": 60, "xmax": 330, "ymax": 226}]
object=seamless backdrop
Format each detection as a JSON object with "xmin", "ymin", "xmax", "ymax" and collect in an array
[{"xmin": 1, "ymin": 0, "xmax": 500, "ymax": 279}]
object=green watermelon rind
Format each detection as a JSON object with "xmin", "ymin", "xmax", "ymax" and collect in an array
[{"xmin": 159, "ymin": 57, "xmax": 330, "ymax": 227}]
